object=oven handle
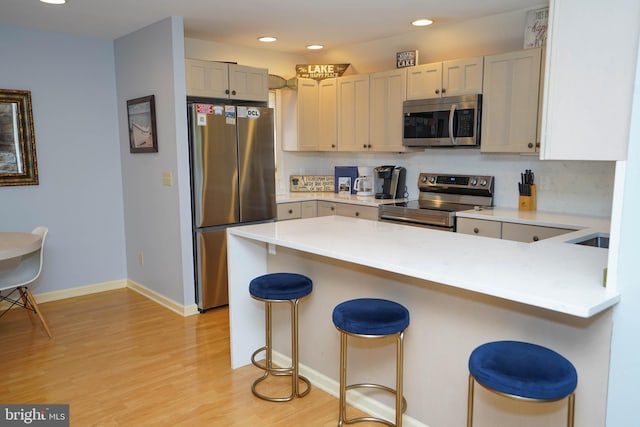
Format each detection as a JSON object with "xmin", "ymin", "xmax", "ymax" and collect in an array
[{"xmin": 449, "ymin": 103, "xmax": 456, "ymax": 145}]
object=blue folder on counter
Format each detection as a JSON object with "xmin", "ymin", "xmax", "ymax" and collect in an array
[{"xmin": 334, "ymin": 166, "xmax": 358, "ymax": 194}]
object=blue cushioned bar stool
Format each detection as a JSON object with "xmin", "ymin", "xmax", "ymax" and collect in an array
[
  {"xmin": 467, "ymin": 340, "xmax": 578, "ymax": 427},
  {"xmin": 249, "ymin": 273, "xmax": 312, "ymax": 402},
  {"xmin": 332, "ymin": 298, "xmax": 410, "ymax": 427}
]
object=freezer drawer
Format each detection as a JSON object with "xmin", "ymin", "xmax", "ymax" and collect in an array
[{"xmin": 196, "ymin": 227, "xmax": 229, "ymax": 310}]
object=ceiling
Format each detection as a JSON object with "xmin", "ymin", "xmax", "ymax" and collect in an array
[{"xmin": 1, "ymin": 0, "xmax": 545, "ymax": 55}]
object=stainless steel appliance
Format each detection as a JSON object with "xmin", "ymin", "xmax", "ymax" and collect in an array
[
  {"xmin": 402, "ymin": 94, "xmax": 482, "ymax": 147},
  {"xmin": 374, "ymin": 166, "xmax": 407, "ymax": 199},
  {"xmin": 379, "ymin": 173, "xmax": 494, "ymax": 231},
  {"xmin": 188, "ymin": 99, "xmax": 276, "ymax": 311}
]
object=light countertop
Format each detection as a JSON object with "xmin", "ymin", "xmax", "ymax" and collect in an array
[
  {"xmin": 228, "ymin": 215, "xmax": 618, "ymax": 318},
  {"xmin": 276, "ymin": 192, "xmax": 406, "ymax": 207}
]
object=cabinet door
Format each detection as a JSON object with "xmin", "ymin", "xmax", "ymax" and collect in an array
[
  {"xmin": 406, "ymin": 62, "xmax": 442, "ymax": 100},
  {"xmin": 540, "ymin": 0, "xmax": 639, "ymax": 160},
  {"xmin": 337, "ymin": 75, "xmax": 370, "ymax": 151},
  {"xmin": 481, "ymin": 48, "xmax": 542, "ymax": 154},
  {"xmin": 317, "ymin": 78, "xmax": 338, "ymax": 151},
  {"xmin": 501, "ymin": 222, "xmax": 571, "ymax": 243},
  {"xmin": 442, "ymin": 57, "xmax": 484, "ymax": 96},
  {"xmin": 300, "ymin": 201, "xmax": 318, "ymax": 218},
  {"xmin": 185, "ymin": 59, "xmax": 229, "ymax": 98},
  {"xmin": 228, "ymin": 64, "xmax": 268, "ymax": 102},
  {"xmin": 370, "ymin": 69, "xmax": 414, "ymax": 152},
  {"xmin": 335, "ymin": 203, "xmax": 379, "ymax": 220},
  {"xmin": 297, "ymin": 78, "xmax": 320, "ymax": 151},
  {"xmin": 277, "ymin": 203, "xmax": 301, "ymax": 221},
  {"xmin": 456, "ymin": 218, "xmax": 502, "ymax": 238},
  {"xmin": 317, "ymin": 201, "xmax": 337, "ymax": 216}
]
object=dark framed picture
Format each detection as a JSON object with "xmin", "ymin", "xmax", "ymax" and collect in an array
[
  {"xmin": 127, "ymin": 95, "xmax": 157, "ymax": 153},
  {"xmin": 0, "ymin": 89, "xmax": 38, "ymax": 186}
]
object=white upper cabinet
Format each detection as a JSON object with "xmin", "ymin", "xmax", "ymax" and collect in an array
[
  {"xmin": 369, "ymin": 69, "xmax": 417, "ymax": 152},
  {"xmin": 406, "ymin": 57, "xmax": 483, "ymax": 100},
  {"xmin": 337, "ymin": 74, "xmax": 370, "ymax": 151},
  {"xmin": 284, "ymin": 77, "xmax": 337, "ymax": 151},
  {"xmin": 481, "ymin": 48, "xmax": 542, "ymax": 154},
  {"xmin": 540, "ymin": 0, "xmax": 640, "ymax": 160},
  {"xmin": 185, "ymin": 59, "xmax": 268, "ymax": 102}
]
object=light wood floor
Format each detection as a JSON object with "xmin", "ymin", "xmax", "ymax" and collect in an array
[{"xmin": 0, "ymin": 289, "xmax": 377, "ymax": 426}]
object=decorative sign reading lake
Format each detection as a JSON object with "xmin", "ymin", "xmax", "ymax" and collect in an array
[{"xmin": 295, "ymin": 64, "xmax": 350, "ymax": 80}]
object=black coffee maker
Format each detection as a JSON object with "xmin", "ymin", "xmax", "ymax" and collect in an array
[{"xmin": 373, "ymin": 166, "xmax": 406, "ymax": 199}]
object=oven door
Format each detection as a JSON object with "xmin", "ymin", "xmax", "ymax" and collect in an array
[
  {"xmin": 379, "ymin": 216, "xmax": 454, "ymax": 231},
  {"xmin": 378, "ymin": 204, "xmax": 455, "ymax": 231},
  {"xmin": 402, "ymin": 95, "xmax": 481, "ymax": 147}
]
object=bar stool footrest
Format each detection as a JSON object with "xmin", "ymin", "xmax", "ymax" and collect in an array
[{"xmin": 340, "ymin": 383, "xmax": 407, "ymax": 426}]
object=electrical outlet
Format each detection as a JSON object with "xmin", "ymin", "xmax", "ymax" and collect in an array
[{"xmin": 139, "ymin": 252, "xmax": 144, "ymax": 266}]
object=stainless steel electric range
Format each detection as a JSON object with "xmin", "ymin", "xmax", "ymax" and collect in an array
[{"xmin": 378, "ymin": 173, "xmax": 495, "ymax": 231}]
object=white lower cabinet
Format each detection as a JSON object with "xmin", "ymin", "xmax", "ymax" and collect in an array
[
  {"xmin": 501, "ymin": 222, "xmax": 572, "ymax": 243},
  {"xmin": 335, "ymin": 204, "xmax": 378, "ymax": 220},
  {"xmin": 277, "ymin": 201, "xmax": 317, "ymax": 221},
  {"xmin": 456, "ymin": 218, "xmax": 502, "ymax": 238},
  {"xmin": 312, "ymin": 200, "xmax": 379, "ymax": 220},
  {"xmin": 457, "ymin": 217, "xmax": 572, "ymax": 242}
]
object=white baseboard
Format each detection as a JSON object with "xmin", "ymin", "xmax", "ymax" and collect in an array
[
  {"xmin": 272, "ymin": 351, "xmax": 428, "ymax": 427},
  {"xmin": 127, "ymin": 279, "xmax": 199, "ymax": 317},
  {"xmin": 33, "ymin": 279, "xmax": 127, "ymax": 303},
  {"xmin": 2, "ymin": 279, "xmax": 199, "ymax": 318}
]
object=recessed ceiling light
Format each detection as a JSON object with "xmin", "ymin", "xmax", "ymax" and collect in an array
[
  {"xmin": 412, "ymin": 19, "xmax": 433, "ymax": 27},
  {"xmin": 306, "ymin": 44, "xmax": 324, "ymax": 50},
  {"xmin": 40, "ymin": 0, "xmax": 66, "ymax": 4},
  {"xmin": 258, "ymin": 36, "xmax": 277, "ymax": 43}
]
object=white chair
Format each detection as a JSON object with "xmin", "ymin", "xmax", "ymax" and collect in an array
[{"xmin": 0, "ymin": 226, "xmax": 52, "ymax": 337}]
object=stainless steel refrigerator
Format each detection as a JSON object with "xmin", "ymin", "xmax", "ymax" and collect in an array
[{"xmin": 187, "ymin": 99, "xmax": 276, "ymax": 311}]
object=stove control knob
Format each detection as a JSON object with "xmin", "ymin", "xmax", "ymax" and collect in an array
[
  {"xmin": 470, "ymin": 178, "xmax": 478, "ymax": 186},
  {"xmin": 428, "ymin": 176, "xmax": 436, "ymax": 184},
  {"xmin": 479, "ymin": 179, "xmax": 488, "ymax": 187},
  {"xmin": 420, "ymin": 175, "xmax": 428, "ymax": 183}
]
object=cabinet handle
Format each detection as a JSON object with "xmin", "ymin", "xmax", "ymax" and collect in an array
[
  {"xmin": 367, "ymin": 144, "xmax": 372, "ymax": 149},
  {"xmin": 435, "ymin": 89, "xmax": 440, "ymax": 94},
  {"xmin": 528, "ymin": 142, "xmax": 534, "ymax": 149},
  {"xmin": 363, "ymin": 144, "xmax": 367, "ymax": 149},
  {"xmin": 441, "ymin": 88, "xmax": 446, "ymax": 94},
  {"xmin": 225, "ymin": 89, "xmax": 230, "ymax": 95},
  {"xmin": 288, "ymin": 209, "xmax": 293, "ymax": 214},
  {"xmin": 231, "ymin": 90, "xmax": 236, "ymax": 95},
  {"xmin": 533, "ymin": 235, "xmax": 540, "ymax": 242},
  {"xmin": 355, "ymin": 212, "xmax": 360, "ymax": 217},
  {"xmin": 473, "ymin": 227, "xmax": 479, "ymax": 234},
  {"xmin": 332, "ymin": 144, "xmax": 335, "ymax": 148}
]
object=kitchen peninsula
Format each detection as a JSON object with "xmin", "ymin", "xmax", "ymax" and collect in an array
[{"xmin": 227, "ymin": 216, "xmax": 617, "ymax": 426}]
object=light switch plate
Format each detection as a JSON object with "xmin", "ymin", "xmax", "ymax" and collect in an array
[{"xmin": 162, "ymin": 171, "xmax": 173, "ymax": 186}]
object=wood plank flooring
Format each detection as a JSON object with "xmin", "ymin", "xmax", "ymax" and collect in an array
[{"xmin": 0, "ymin": 289, "xmax": 376, "ymax": 426}]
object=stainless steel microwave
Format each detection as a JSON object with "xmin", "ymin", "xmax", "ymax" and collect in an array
[{"xmin": 402, "ymin": 94, "xmax": 482, "ymax": 147}]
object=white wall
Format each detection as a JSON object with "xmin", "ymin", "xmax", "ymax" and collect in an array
[
  {"xmin": 115, "ymin": 17, "xmax": 194, "ymax": 306},
  {"xmin": 0, "ymin": 24, "xmax": 126, "ymax": 294}
]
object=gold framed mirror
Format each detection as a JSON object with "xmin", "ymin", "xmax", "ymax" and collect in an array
[{"xmin": 0, "ymin": 89, "xmax": 38, "ymax": 186}]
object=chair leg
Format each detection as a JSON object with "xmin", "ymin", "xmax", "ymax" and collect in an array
[
  {"xmin": 396, "ymin": 331, "xmax": 404, "ymax": 427},
  {"xmin": 19, "ymin": 287, "xmax": 52, "ymax": 338},
  {"xmin": 467, "ymin": 374, "xmax": 475, "ymax": 427},
  {"xmin": 338, "ymin": 331, "xmax": 348, "ymax": 427},
  {"xmin": 567, "ymin": 393, "xmax": 575, "ymax": 427}
]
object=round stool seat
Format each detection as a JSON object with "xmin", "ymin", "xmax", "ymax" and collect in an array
[
  {"xmin": 333, "ymin": 298, "xmax": 410, "ymax": 336},
  {"xmin": 249, "ymin": 273, "xmax": 312, "ymax": 301},
  {"xmin": 469, "ymin": 340, "xmax": 577, "ymax": 401}
]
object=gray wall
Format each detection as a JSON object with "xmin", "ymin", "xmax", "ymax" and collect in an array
[
  {"xmin": 0, "ymin": 24, "xmax": 127, "ymax": 294},
  {"xmin": 114, "ymin": 17, "xmax": 194, "ymax": 306}
]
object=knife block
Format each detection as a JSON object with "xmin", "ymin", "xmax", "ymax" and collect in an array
[{"xmin": 518, "ymin": 184, "xmax": 537, "ymax": 211}]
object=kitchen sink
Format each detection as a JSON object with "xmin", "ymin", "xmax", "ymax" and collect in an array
[{"xmin": 572, "ymin": 234, "xmax": 610, "ymax": 249}]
